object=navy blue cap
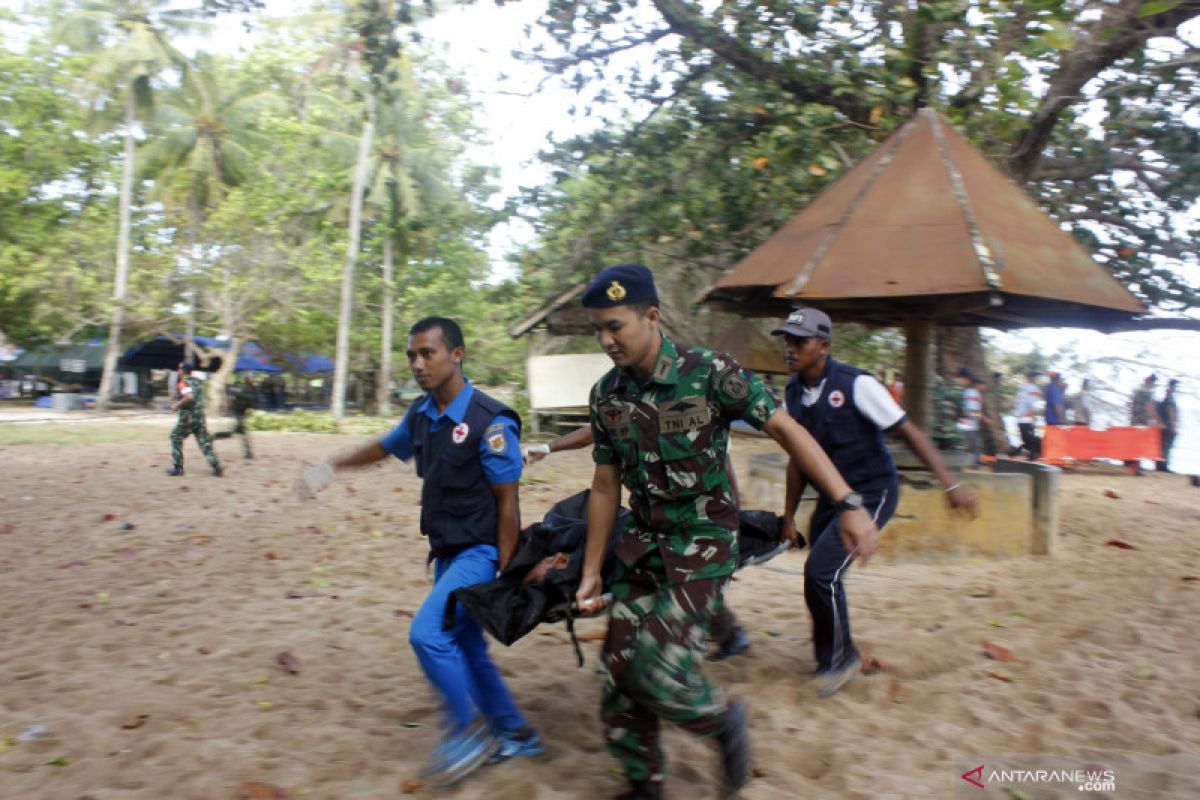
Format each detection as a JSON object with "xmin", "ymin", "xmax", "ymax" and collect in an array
[{"xmin": 581, "ymin": 263, "xmax": 659, "ymax": 309}]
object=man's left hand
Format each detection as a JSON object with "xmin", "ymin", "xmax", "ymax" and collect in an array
[{"xmin": 947, "ymin": 485, "xmax": 979, "ymax": 519}]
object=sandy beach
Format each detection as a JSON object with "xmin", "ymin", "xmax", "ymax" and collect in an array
[{"xmin": 2, "ymin": 422, "xmax": 1198, "ymax": 799}]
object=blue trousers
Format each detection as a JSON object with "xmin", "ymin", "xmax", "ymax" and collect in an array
[
  {"xmin": 804, "ymin": 481, "xmax": 898, "ymax": 672},
  {"xmin": 409, "ymin": 544, "xmax": 527, "ymax": 734}
]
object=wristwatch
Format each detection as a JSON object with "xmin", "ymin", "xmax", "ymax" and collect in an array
[{"xmin": 833, "ymin": 491, "xmax": 864, "ymax": 513}]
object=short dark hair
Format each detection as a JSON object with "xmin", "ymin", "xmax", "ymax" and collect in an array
[{"xmin": 409, "ymin": 316, "xmax": 465, "ymax": 351}]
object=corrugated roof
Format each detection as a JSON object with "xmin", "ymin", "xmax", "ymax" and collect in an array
[{"xmin": 703, "ymin": 109, "xmax": 1145, "ymax": 330}]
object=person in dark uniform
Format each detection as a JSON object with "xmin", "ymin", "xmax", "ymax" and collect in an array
[
  {"xmin": 774, "ymin": 308, "xmax": 978, "ymax": 697},
  {"xmin": 1158, "ymin": 378, "xmax": 1180, "ymax": 472},
  {"xmin": 167, "ymin": 362, "xmax": 223, "ymax": 477},
  {"xmin": 215, "ymin": 375, "xmax": 257, "ymax": 459},
  {"xmin": 297, "ymin": 317, "xmax": 541, "ymax": 784},
  {"xmin": 572, "ymin": 265, "xmax": 881, "ymax": 800}
]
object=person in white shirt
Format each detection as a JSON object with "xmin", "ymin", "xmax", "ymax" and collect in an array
[
  {"xmin": 956, "ymin": 368, "xmax": 984, "ymax": 465},
  {"xmin": 1011, "ymin": 370, "xmax": 1043, "ymax": 459}
]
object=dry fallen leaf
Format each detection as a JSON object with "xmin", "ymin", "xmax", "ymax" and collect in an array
[
  {"xmin": 1103, "ymin": 489, "xmax": 1120, "ymax": 499},
  {"xmin": 120, "ymin": 714, "xmax": 149, "ymax": 730},
  {"xmin": 981, "ymin": 641, "xmax": 1020, "ymax": 663},
  {"xmin": 276, "ymin": 651, "xmax": 300, "ymax": 674},
  {"xmin": 968, "ymin": 586, "xmax": 995, "ymax": 598},
  {"xmin": 401, "ymin": 778, "xmax": 424, "ymax": 794},
  {"xmin": 986, "ymin": 670, "xmax": 1014, "ymax": 683},
  {"xmin": 237, "ymin": 781, "xmax": 290, "ymax": 800},
  {"xmin": 752, "ymin": 767, "xmax": 768, "ymax": 778},
  {"xmin": 859, "ymin": 650, "xmax": 889, "ymax": 674},
  {"xmin": 393, "ymin": 609, "xmax": 414, "ymax": 618},
  {"xmin": 266, "ymin": 551, "xmax": 285, "ymax": 560},
  {"xmin": 1104, "ymin": 539, "xmax": 1137, "ymax": 550}
]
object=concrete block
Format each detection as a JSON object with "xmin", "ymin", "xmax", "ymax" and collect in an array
[
  {"xmin": 991, "ymin": 459, "xmax": 1061, "ymax": 556},
  {"xmin": 743, "ymin": 453, "xmax": 1048, "ymax": 564}
]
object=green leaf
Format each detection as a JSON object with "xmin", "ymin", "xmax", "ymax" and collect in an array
[{"xmin": 1138, "ymin": 0, "xmax": 1181, "ymax": 17}]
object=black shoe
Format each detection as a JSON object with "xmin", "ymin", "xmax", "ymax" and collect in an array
[
  {"xmin": 212, "ymin": 464, "xmax": 223, "ymax": 477},
  {"xmin": 716, "ymin": 699, "xmax": 752, "ymax": 797},
  {"xmin": 166, "ymin": 467, "xmax": 184, "ymax": 476},
  {"xmin": 709, "ymin": 626, "xmax": 751, "ymax": 662},
  {"xmin": 612, "ymin": 779, "xmax": 662, "ymax": 800}
]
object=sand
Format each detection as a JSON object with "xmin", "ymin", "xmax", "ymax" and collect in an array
[{"xmin": 2, "ymin": 425, "xmax": 1199, "ymax": 799}]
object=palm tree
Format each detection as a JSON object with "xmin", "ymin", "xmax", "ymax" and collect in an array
[
  {"xmin": 364, "ymin": 61, "xmax": 450, "ymax": 416},
  {"xmin": 54, "ymin": 0, "xmax": 206, "ymax": 411},
  {"xmin": 137, "ymin": 53, "xmax": 284, "ymax": 403}
]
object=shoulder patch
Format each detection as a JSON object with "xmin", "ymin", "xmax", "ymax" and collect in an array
[
  {"xmin": 720, "ymin": 369, "xmax": 749, "ymax": 400},
  {"xmin": 486, "ymin": 430, "xmax": 507, "ymax": 454}
]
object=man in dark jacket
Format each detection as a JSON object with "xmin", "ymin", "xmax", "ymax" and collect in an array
[{"xmin": 775, "ymin": 308, "xmax": 977, "ymax": 697}]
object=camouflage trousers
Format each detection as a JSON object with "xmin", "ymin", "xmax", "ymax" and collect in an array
[
  {"xmin": 214, "ymin": 415, "xmax": 253, "ymax": 458},
  {"xmin": 601, "ymin": 550, "xmax": 730, "ymax": 783},
  {"xmin": 170, "ymin": 417, "xmax": 220, "ymax": 471}
]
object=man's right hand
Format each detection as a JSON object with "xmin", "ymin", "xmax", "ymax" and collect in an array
[
  {"xmin": 838, "ymin": 507, "xmax": 880, "ymax": 565},
  {"xmin": 575, "ymin": 571, "xmax": 607, "ymax": 613},
  {"xmin": 296, "ymin": 460, "xmax": 334, "ymax": 500}
]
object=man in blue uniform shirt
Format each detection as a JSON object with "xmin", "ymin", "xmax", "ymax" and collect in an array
[
  {"xmin": 774, "ymin": 308, "xmax": 978, "ymax": 697},
  {"xmin": 298, "ymin": 316, "xmax": 541, "ymax": 784}
]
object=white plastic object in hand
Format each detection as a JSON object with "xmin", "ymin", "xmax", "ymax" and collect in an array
[
  {"xmin": 522, "ymin": 443, "xmax": 550, "ymax": 462},
  {"xmin": 302, "ymin": 460, "xmax": 334, "ymax": 494}
]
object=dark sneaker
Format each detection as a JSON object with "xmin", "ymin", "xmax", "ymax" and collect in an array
[
  {"xmin": 165, "ymin": 467, "xmax": 184, "ymax": 477},
  {"xmin": 212, "ymin": 464, "xmax": 223, "ymax": 477},
  {"xmin": 709, "ymin": 626, "xmax": 751, "ymax": 662},
  {"xmin": 423, "ymin": 725, "xmax": 497, "ymax": 786},
  {"xmin": 716, "ymin": 698, "xmax": 752, "ymax": 797},
  {"xmin": 612, "ymin": 779, "xmax": 663, "ymax": 800},
  {"xmin": 487, "ymin": 725, "xmax": 544, "ymax": 764},
  {"xmin": 816, "ymin": 653, "xmax": 862, "ymax": 698}
]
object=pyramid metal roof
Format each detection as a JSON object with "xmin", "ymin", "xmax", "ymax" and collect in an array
[{"xmin": 702, "ymin": 109, "xmax": 1145, "ymax": 329}]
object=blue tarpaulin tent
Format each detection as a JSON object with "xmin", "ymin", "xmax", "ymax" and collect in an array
[{"xmin": 119, "ymin": 336, "xmax": 330, "ymax": 373}]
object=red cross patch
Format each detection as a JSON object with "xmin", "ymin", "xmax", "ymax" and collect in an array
[
  {"xmin": 829, "ymin": 390, "xmax": 845, "ymax": 408},
  {"xmin": 451, "ymin": 422, "xmax": 469, "ymax": 444}
]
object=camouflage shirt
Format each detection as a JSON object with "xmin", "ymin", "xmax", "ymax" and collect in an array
[
  {"xmin": 931, "ymin": 376, "xmax": 964, "ymax": 449},
  {"xmin": 590, "ymin": 335, "xmax": 776, "ymax": 584},
  {"xmin": 177, "ymin": 376, "xmax": 206, "ymax": 422}
]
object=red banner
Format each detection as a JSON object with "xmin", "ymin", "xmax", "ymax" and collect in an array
[{"xmin": 1040, "ymin": 425, "xmax": 1162, "ymax": 464}]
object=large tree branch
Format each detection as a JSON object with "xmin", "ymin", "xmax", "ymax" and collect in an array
[
  {"xmin": 519, "ymin": 28, "xmax": 672, "ymax": 73},
  {"xmin": 1107, "ymin": 317, "xmax": 1200, "ymax": 332},
  {"xmin": 1008, "ymin": 0, "xmax": 1200, "ymax": 182},
  {"xmin": 650, "ymin": 0, "xmax": 873, "ymax": 123},
  {"xmin": 1033, "ymin": 155, "xmax": 1169, "ymax": 182},
  {"xmin": 950, "ymin": 4, "xmax": 1034, "ymax": 110}
]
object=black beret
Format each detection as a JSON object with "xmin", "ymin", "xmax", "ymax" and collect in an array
[{"xmin": 581, "ymin": 263, "xmax": 660, "ymax": 309}]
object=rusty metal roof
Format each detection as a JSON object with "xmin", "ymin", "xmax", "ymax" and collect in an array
[{"xmin": 702, "ymin": 109, "xmax": 1145, "ymax": 330}]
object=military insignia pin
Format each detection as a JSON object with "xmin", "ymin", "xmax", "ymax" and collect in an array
[{"xmin": 606, "ymin": 280, "xmax": 627, "ymax": 302}]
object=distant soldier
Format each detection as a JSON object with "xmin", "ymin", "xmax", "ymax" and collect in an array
[
  {"xmin": 167, "ymin": 362, "xmax": 223, "ymax": 477},
  {"xmin": 1157, "ymin": 378, "xmax": 1180, "ymax": 473},
  {"xmin": 931, "ymin": 373, "xmax": 965, "ymax": 451},
  {"xmin": 215, "ymin": 375, "xmax": 257, "ymax": 459}
]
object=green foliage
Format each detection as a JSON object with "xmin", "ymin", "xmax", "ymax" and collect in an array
[{"xmin": 245, "ymin": 408, "xmax": 392, "ymax": 434}]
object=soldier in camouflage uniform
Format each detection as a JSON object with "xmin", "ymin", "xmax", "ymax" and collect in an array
[
  {"xmin": 167, "ymin": 362, "xmax": 223, "ymax": 477},
  {"xmin": 931, "ymin": 374, "xmax": 965, "ymax": 451},
  {"xmin": 573, "ymin": 264, "xmax": 881, "ymax": 800}
]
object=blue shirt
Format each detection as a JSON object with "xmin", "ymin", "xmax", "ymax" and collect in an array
[
  {"xmin": 380, "ymin": 380, "xmax": 522, "ymax": 485},
  {"xmin": 1044, "ymin": 382, "xmax": 1065, "ymax": 425}
]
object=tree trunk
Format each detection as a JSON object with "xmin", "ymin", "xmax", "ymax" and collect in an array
[
  {"xmin": 376, "ymin": 232, "xmax": 394, "ymax": 418},
  {"xmin": 903, "ymin": 319, "xmax": 934, "ymax": 432},
  {"xmin": 95, "ymin": 90, "xmax": 137, "ymax": 412},
  {"xmin": 208, "ymin": 336, "xmax": 241, "ymax": 416},
  {"xmin": 331, "ymin": 87, "xmax": 376, "ymax": 419}
]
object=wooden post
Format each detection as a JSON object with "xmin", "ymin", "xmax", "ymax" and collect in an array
[{"xmin": 904, "ymin": 319, "xmax": 934, "ymax": 432}]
